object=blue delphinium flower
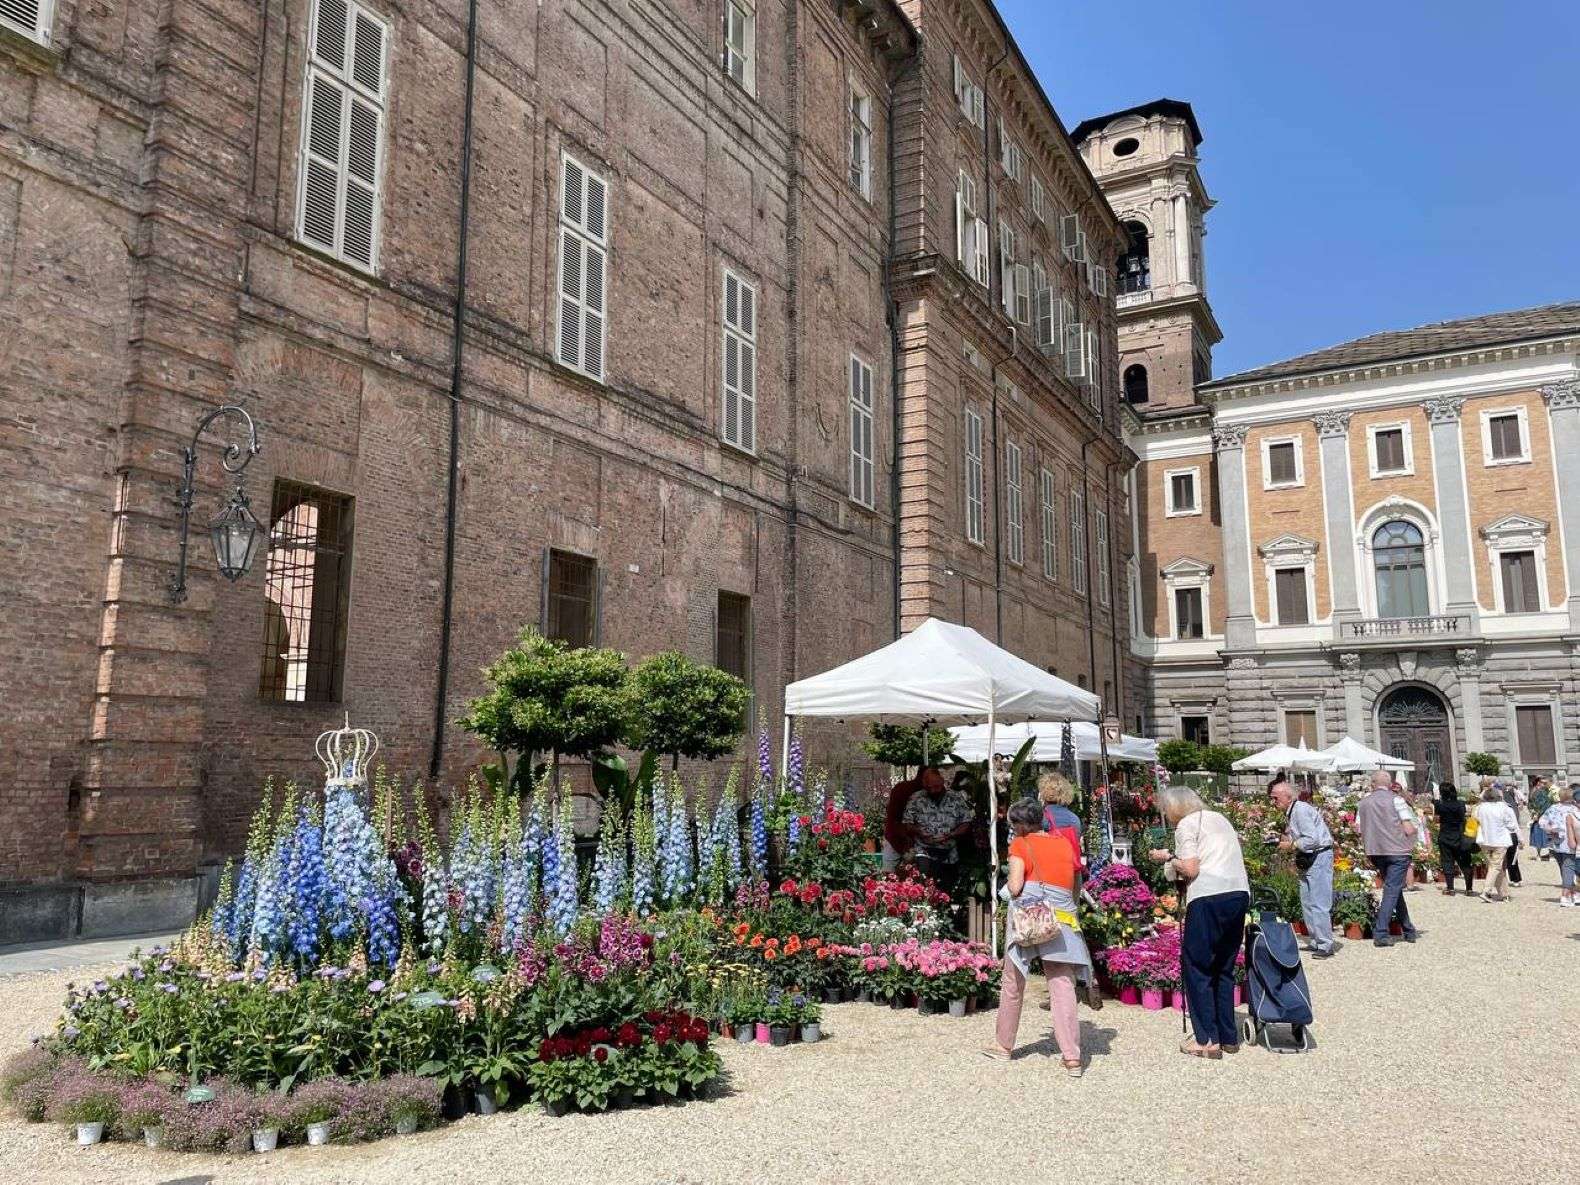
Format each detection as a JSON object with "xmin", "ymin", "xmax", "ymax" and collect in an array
[
  {"xmin": 651, "ymin": 776, "xmax": 670, "ymax": 903},
  {"xmin": 227, "ymin": 854, "xmax": 258, "ymax": 961},
  {"xmin": 250, "ymin": 834, "xmax": 289, "ymax": 964},
  {"xmin": 757, "ymin": 722, "xmax": 774, "ymax": 796},
  {"xmin": 420, "ymin": 857, "xmax": 449, "ymax": 956},
  {"xmin": 548, "ymin": 797, "xmax": 579, "ymax": 934},
  {"xmin": 787, "ymin": 731, "xmax": 805, "ymax": 800},
  {"xmin": 593, "ymin": 807, "xmax": 626, "ymax": 915},
  {"xmin": 499, "ymin": 830, "xmax": 533, "ymax": 954},
  {"xmin": 664, "ymin": 787, "xmax": 692, "ymax": 906},
  {"xmin": 285, "ymin": 807, "xmax": 328, "ymax": 962},
  {"xmin": 749, "ymin": 795, "xmax": 767, "ymax": 877}
]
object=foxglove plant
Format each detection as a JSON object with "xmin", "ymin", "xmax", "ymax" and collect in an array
[
  {"xmin": 593, "ymin": 805, "xmax": 627, "ymax": 914},
  {"xmin": 630, "ymin": 796, "xmax": 656, "ymax": 916}
]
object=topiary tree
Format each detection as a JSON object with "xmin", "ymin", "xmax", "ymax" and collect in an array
[
  {"xmin": 1464, "ymin": 751, "xmax": 1500, "ymax": 778},
  {"xmin": 458, "ymin": 626, "xmax": 630, "ymax": 794},
  {"xmin": 1156, "ymin": 738, "xmax": 1201, "ymax": 777},
  {"xmin": 1198, "ymin": 745, "xmax": 1250, "ymax": 777},
  {"xmin": 622, "ymin": 649, "xmax": 750, "ymax": 772},
  {"xmin": 861, "ymin": 722, "xmax": 958, "ymax": 770}
]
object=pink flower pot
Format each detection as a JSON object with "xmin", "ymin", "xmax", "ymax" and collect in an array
[
  {"xmin": 1234, "ymin": 984, "xmax": 1244, "ymax": 1007},
  {"xmin": 1141, "ymin": 989, "xmax": 1164, "ymax": 1011},
  {"xmin": 1171, "ymin": 990, "xmax": 1184, "ymax": 1011},
  {"xmin": 1119, "ymin": 986, "xmax": 1140, "ymax": 1006},
  {"xmin": 754, "ymin": 1022, "xmax": 770, "ymax": 1044}
]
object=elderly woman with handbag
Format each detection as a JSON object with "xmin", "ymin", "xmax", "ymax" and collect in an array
[{"xmin": 982, "ymin": 799, "xmax": 1091, "ymax": 1076}]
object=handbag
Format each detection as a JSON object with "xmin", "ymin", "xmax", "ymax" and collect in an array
[
  {"xmin": 1294, "ymin": 845, "xmax": 1330, "ymax": 873},
  {"xmin": 1463, "ymin": 814, "xmax": 1480, "ymax": 841},
  {"xmin": 1008, "ymin": 900, "xmax": 1063, "ymax": 947}
]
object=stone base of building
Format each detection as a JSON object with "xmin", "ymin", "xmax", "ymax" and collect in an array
[{"xmin": 0, "ymin": 867, "xmax": 224, "ymax": 948}]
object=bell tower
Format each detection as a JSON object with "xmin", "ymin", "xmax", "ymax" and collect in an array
[{"xmin": 1072, "ymin": 100, "xmax": 1220, "ymax": 412}]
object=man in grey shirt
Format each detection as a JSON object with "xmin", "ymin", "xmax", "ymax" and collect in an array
[
  {"xmin": 1272, "ymin": 778, "xmax": 1336, "ymax": 957},
  {"xmin": 1358, "ymin": 769, "xmax": 1419, "ymax": 947}
]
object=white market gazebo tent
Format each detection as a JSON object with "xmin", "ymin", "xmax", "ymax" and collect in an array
[
  {"xmin": 1317, "ymin": 735, "xmax": 1415, "ymax": 773},
  {"xmin": 783, "ymin": 617, "xmax": 1100, "ymax": 953},
  {"xmin": 949, "ymin": 720, "xmax": 1158, "ymax": 765},
  {"xmin": 1232, "ymin": 741, "xmax": 1335, "ymax": 773}
]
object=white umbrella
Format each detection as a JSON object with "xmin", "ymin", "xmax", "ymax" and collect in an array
[
  {"xmin": 1317, "ymin": 735, "xmax": 1414, "ymax": 773},
  {"xmin": 949, "ymin": 720, "xmax": 1158, "ymax": 764},
  {"xmin": 1231, "ymin": 740, "xmax": 1335, "ymax": 773}
]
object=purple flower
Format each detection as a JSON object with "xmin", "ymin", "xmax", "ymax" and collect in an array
[
  {"xmin": 114, "ymin": 997, "xmax": 131, "ymax": 1009},
  {"xmin": 224, "ymin": 971, "xmax": 245, "ymax": 983},
  {"xmin": 157, "ymin": 982, "xmax": 179, "ymax": 994},
  {"xmin": 62, "ymin": 1026, "xmax": 79, "ymax": 1040},
  {"xmin": 131, "ymin": 968, "xmax": 145, "ymax": 980},
  {"xmin": 367, "ymin": 979, "xmax": 386, "ymax": 993}
]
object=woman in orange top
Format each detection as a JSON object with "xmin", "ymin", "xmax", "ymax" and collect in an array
[{"xmin": 984, "ymin": 800, "xmax": 1093, "ymax": 1075}]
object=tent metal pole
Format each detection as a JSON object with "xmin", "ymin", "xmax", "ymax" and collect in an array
[
  {"xmin": 987, "ymin": 707, "xmax": 998, "ymax": 959},
  {"xmin": 781, "ymin": 714, "xmax": 792, "ymax": 793}
]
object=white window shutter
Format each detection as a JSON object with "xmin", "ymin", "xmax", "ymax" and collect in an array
[
  {"xmin": 351, "ymin": 9, "xmax": 385, "ymax": 95},
  {"xmin": 721, "ymin": 269, "xmax": 756, "ymax": 451},
  {"xmin": 1065, "ymin": 318, "xmax": 1087, "ymax": 380},
  {"xmin": 1014, "ymin": 263, "xmax": 1031, "ymax": 325},
  {"xmin": 955, "ymin": 181, "xmax": 968, "ymax": 265},
  {"xmin": 1060, "ymin": 213, "xmax": 1078, "ymax": 260},
  {"xmin": 558, "ymin": 153, "xmax": 610, "ymax": 380},
  {"xmin": 973, "ymin": 217, "xmax": 989, "ymax": 287},
  {"xmin": 314, "ymin": 0, "xmax": 349, "ymax": 69},
  {"xmin": 0, "ymin": 0, "xmax": 48, "ymax": 41}
]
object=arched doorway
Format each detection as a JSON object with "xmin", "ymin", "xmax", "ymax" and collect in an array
[{"xmin": 1377, "ymin": 685, "xmax": 1454, "ymax": 785}]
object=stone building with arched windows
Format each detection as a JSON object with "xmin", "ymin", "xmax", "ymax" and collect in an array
[{"xmin": 1076, "ymin": 99, "xmax": 1580, "ymax": 787}]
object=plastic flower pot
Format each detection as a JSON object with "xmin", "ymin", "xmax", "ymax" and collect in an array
[
  {"xmin": 395, "ymin": 1116, "xmax": 419, "ymax": 1136},
  {"xmin": 855, "ymin": 989, "xmax": 871, "ymax": 1004},
  {"xmin": 769, "ymin": 1024, "xmax": 792, "ymax": 1047},
  {"xmin": 948, "ymin": 998, "xmax": 968, "ymax": 1018},
  {"xmin": 754, "ymin": 1022, "xmax": 771, "ymax": 1043},
  {"xmin": 541, "ymin": 1097, "xmax": 571, "ymax": 1118},
  {"xmin": 1119, "ymin": 986, "xmax": 1140, "ymax": 1006},
  {"xmin": 1343, "ymin": 924, "xmax": 1365, "ymax": 941},
  {"xmin": 1171, "ymin": 990, "xmax": 1184, "ymax": 1012},
  {"xmin": 823, "ymin": 988, "xmax": 841, "ymax": 1005},
  {"xmin": 1141, "ymin": 989, "xmax": 1164, "ymax": 1011},
  {"xmin": 252, "ymin": 1128, "xmax": 280, "ymax": 1153},
  {"xmin": 75, "ymin": 1122, "xmax": 105, "ymax": 1146},
  {"xmin": 473, "ymin": 1087, "xmax": 499, "ymax": 1115},
  {"xmin": 918, "ymin": 998, "xmax": 938, "ymax": 1017},
  {"xmin": 801, "ymin": 1022, "xmax": 822, "ymax": 1044},
  {"xmin": 1234, "ymin": 984, "xmax": 1245, "ymax": 1007},
  {"xmin": 306, "ymin": 1121, "xmax": 332, "ymax": 1146},
  {"xmin": 734, "ymin": 1022, "xmax": 755, "ymax": 1043},
  {"xmin": 441, "ymin": 1086, "xmax": 469, "ymax": 1121},
  {"xmin": 143, "ymin": 1125, "xmax": 164, "ymax": 1149},
  {"xmin": 612, "ymin": 1088, "xmax": 635, "ymax": 1109}
]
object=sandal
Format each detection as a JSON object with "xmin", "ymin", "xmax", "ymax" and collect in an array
[
  {"xmin": 1179, "ymin": 1039, "xmax": 1222, "ymax": 1059},
  {"xmin": 980, "ymin": 1044, "xmax": 1012, "ymax": 1062}
]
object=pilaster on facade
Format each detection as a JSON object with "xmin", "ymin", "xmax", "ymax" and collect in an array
[
  {"xmin": 1418, "ymin": 394, "xmax": 1480, "ymax": 631},
  {"xmin": 1540, "ymin": 374, "xmax": 1580, "ymax": 629},
  {"xmin": 1313, "ymin": 410, "xmax": 1359, "ymax": 626},
  {"xmin": 1210, "ymin": 422, "xmax": 1256, "ymax": 649},
  {"xmin": 1336, "ymin": 651, "xmax": 1367, "ymax": 739},
  {"xmin": 1454, "ymin": 646, "xmax": 1487, "ymax": 754}
]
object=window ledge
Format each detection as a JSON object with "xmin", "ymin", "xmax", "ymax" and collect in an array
[
  {"xmin": 0, "ymin": 24, "xmax": 61, "ymax": 70},
  {"xmin": 1164, "ymin": 508, "xmax": 1202, "ymax": 519},
  {"xmin": 1485, "ymin": 456, "xmax": 1530, "ymax": 468},
  {"xmin": 1264, "ymin": 481, "xmax": 1303, "ymax": 492},
  {"xmin": 719, "ymin": 437, "xmax": 758, "ymax": 462}
]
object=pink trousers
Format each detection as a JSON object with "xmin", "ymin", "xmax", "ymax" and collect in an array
[{"xmin": 995, "ymin": 957, "xmax": 1081, "ymax": 1062}]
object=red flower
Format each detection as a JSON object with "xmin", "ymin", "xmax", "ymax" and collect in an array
[
  {"xmin": 818, "ymin": 837, "xmax": 829, "ymax": 850},
  {"xmin": 779, "ymin": 879, "xmax": 798, "ymax": 894},
  {"xmin": 829, "ymin": 823, "xmax": 844, "ymax": 837},
  {"xmin": 617, "ymin": 1023, "xmax": 640, "ymax": 1047},
  {"xmin": 654, "ymin": 1023, "xmax": 673, "ymax": 1044}
]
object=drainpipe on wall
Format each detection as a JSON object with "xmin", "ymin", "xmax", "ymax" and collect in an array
[
  {"xmin": 983, "ymin": 47, "xmax": 1009, "ymax": 643},
  {"xmin": 1081, "ymin": 433, "xmax": 1099, "ymax": 692},
  {"xmin": 887, "ymin": 42, "xmax": 922, "ymax": 641},
  {"xmin": 428, "ymin": 0, "xmax": 481, "ymax": 779}
]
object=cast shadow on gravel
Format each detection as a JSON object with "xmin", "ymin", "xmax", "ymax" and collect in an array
[{"xmin": 1011, "ymin": 1022, "xmax": 1119, "ymax": 1063}]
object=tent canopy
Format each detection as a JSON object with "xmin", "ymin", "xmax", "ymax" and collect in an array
[
  {"xmin": 1232, "ymin": 741, "xmax": 1335, "ymax": 773},
  {"xmin": 783, "ymin": 618, "xmax": 1099, "ymax": 724},
  {"xmin": 1318, "ymin": 735, "xmax": 1414, "ymax": 772},
  {"xmin": 950, "ymin": 721, "xmax": 1157, "ymax": 765}
]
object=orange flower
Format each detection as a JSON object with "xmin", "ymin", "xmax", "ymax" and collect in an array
[
  {"xmin": 765, "ymin": 937, "xmax": 780, "ymax": 950},
  {"xmin": 785, "ymin": 936, "xmax": 802, "ymax": 955},
  {"xmin": 749, "ymin": 934, "xmax": 764, "ymax": 949},
  {"xmin": 733, "ymin": 922, "xmax": 750, "ymax": 940},
  {"xmin": 763, "ymin": 948, "xmax": 778, "ymax": 961}
]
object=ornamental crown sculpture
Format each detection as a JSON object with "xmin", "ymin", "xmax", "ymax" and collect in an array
[{"xmin": 316, "ymin": 714, "xmax": 380, "ymax": 788}]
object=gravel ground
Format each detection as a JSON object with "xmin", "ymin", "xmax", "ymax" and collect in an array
[{"xmin": 4, "ymin": 868, "xmax": 1576, "ymax": 1185}]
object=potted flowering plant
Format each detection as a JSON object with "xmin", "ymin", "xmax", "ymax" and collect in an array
[
  {"xmin": 117, "ymin": 1078, "xmax": 175, "ymax": 1148},
  {"xmin": 792, "ymin": 995, "xmax": 824, "ymax": 1043},
  {"xmin": 727, "ymin": 988, "xmax": 764, "ymax": 1043},
  {"xmin": 286, "ymin": 1079, "xmax": 347, "ymax": 1146},
  {"xmin": 249, "ymin": 1089, "xmax": 289, "ymax": 1152},
  {"xmin": 762, "ymin": 991, "xmax": 796, "ymax": 1046},
  {"xmin": 52, "ymin": 1074, "xmax": 119, "ymax": 1145}
]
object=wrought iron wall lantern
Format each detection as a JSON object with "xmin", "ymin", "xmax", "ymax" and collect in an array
[{"xmin": 169, "ymin": 404, "xmax": 264, "ymax": 604}]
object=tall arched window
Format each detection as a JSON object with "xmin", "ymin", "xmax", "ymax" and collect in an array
[
  {"xmin": 1123, "ymin": 364, "xmax": 1149, "ymax": 404},
  {"xmin": 1372, "ymin": 520, "xmax": 1429, "ymax": 618},
  {"xmin": 1117, "ymin": 220, "xmax": 1150, "ymax": 294}
]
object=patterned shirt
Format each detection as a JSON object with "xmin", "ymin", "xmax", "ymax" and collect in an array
[{"xmin": 902, "ymin": 789, "xmax": 973, "ymax": 863}]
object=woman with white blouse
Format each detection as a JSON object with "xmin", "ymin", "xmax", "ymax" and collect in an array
[{"xmin": 1474, "ymin": 786, "xmax": 1519, "ymax": 902}]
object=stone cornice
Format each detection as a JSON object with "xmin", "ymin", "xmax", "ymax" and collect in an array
[{"xmin": 1198, "ymin": 333, "xmax": 1580, "ymax": 405}]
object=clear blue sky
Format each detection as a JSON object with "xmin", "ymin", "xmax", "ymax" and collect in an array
[{"xmin": 998, "ymin": 0, "xmax": 1580, "ymax": 377}]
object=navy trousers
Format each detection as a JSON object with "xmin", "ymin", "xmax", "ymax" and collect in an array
[
  {"xmin": 1369, "ymin": 854, "xmax": 1416, "ymax": 939},
  {"xmin": 1181, "ymin": 890, "xmax": 1248, "ymax": 1047}
]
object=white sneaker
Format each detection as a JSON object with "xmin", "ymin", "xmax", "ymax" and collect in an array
[{"xmin": 1560, "ymin": 899, "xmax": 1575, "ymax": 909}]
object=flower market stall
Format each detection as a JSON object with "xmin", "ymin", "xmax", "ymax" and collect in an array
[
  {"xmin": 1231, "ymin": 741, "xmax": 1334, "ymax": 773},
  {"xmin": 783, "ymin": 617, "xmax": 1100, "ymax": 952},
  {"xmin": 1315, "ymin": 736, "xmax": 1415, "ymax": 774}
]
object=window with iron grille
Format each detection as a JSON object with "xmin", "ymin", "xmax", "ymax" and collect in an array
[
  {"xmin": 260, "ymin": 481, "xmax": 354, "ymax": 704},
  {"xmin": 1181, "ymin": 714, "xmax": 1210, "ymax": 745},
  {"xmin": 716, "ymin": 591, "xmax": 751, "ymax": 683},
  {"xmin": 545, "ymin": 549, "xmax": 598, "ymax": 647}
]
